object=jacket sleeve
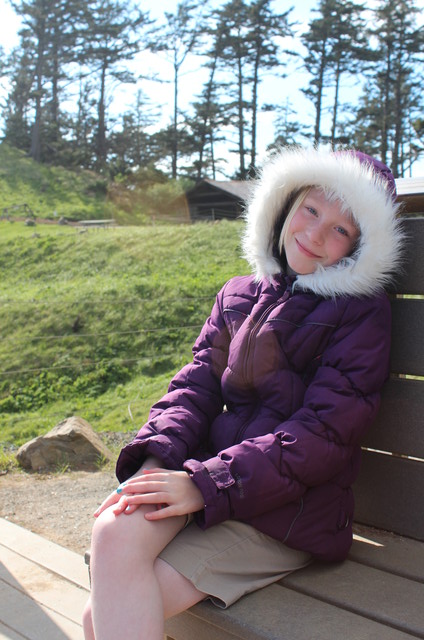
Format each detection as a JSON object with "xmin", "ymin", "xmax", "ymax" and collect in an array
[
  {"xmin": 183, "ymin": 294, "xmax": 392, "ymax": 528},
  {"xmin": 116, "ymin": 284, "xmax": 231, "ymax": 482}
]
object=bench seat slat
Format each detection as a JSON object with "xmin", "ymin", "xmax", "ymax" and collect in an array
[
  {"xmin": 354, "ymin": 451, "xmax": 424, "ymax": 539},
  {"xmin": 361, "ymin": 377, "xmax": 424, "ymax": 458},
  {"xmin": 390, "ymin": 298, "xmax": 424, "ymax": 376},
  {"xmin": 282, "ymin": 560, "xmax": 424, "ymax": 638},
  {"xmin": 166, "ymin": 609, "xmax": 249, "ymax": 640},
  {"xmin": 166, "ymin": 579, "xmax": 420, "ymax": 640},
  {"xmin": 351, "ymin": 525, "xmax": 424, "ymax": 582}
]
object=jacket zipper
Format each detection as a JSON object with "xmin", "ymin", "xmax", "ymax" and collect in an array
[
  {"xmin": 243, "ymin": 288, "xmax": 292, "ymax": 382},
  {"xmin": 234, "ymin": 287, "xmax": 293, "ymax": 444}
]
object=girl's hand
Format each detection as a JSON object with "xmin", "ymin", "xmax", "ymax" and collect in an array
[
  {"xmin": 93, "ymin": 456, "xmax": 164, "ymax": 518},
  {"xmin": 111, "ymin": 468, "xmax": 204, "ymax": 521},
  {"xmin": 93, "ymin": 486, "xmax": 123, "ymax": 517}
]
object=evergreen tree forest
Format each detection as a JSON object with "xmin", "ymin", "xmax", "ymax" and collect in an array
[{"xmin": 1, "ymin": 0, "xmax": 424, "ymax": 184}]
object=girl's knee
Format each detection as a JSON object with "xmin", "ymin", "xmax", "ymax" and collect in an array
[
  {"xmin": 92, "ymin": 506, "xmax": 140, "ymax": 550},
  {"xmin": 90, "ymin": 507, "xmax": 185, "ymax": 574},
  {"xmin": 91, "ymin": 508, "xmax": 118, "ymax": 552},
  {"xmin": 91, "ymin": 506, "xmax": 159, "ymax": 565}
]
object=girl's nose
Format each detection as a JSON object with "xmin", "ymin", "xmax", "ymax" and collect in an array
[{"xmin": 308, "ymin": 222, "xmax": 325, "ymax": 245}]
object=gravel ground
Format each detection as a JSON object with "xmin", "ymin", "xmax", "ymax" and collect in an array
[
  {"xmin": 0, "ymin": 432, "xmax": 138, "ymax": 555},
  {"xmin": 0, "ymin": 468, "xmax": 119, "ymax": 554}
]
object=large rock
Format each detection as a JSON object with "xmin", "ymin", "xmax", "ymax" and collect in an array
[{"xmin": 16, "ymin": 416, "xmax": 114, "ymax": 472}]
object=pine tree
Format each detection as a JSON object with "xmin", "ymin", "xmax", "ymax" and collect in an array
[
  {"xmin": 10, "ymin": 0, "xmax": 51, "ymax": 161},
  {"xmin": 151, "ymin": 0, "xmax": 208, "ymax": 179},
  {"xmin": 3, "ymin": 41, "xmax": 34, "ymax": 151},
  {"xmin": 108, "ymin": 90, "xmax": 159, "ymax": 175},
  {"xmin": 9, "ymin": 0, "xmax": 88, "ymax": 162},
  {"xmin": 325, "ymin": 0, "xmax": 369, "ymax": 146},
  {"xmin": 268, "ymin": 99, "xmax": 307, "ymax": 150},
  {"xmin": 214, "ymin": 0, "xmax": 251, "ymax": 179},
  {"xmin": 301, "ymin": 0, "xmax": 368, "ymax": 146},
  {"xmin": 246, "ymin": 0, "xmax": 294, "ymax": 171},
  {"xmin": 351, "ymin": 0, "xmax": 423, "ymax": 175},
  {"xmin": 81, "ymin": 0, "xmax": 150, "ymax": 171},
  {"xmin": 46, "ymin": 0, "xmax": 87, "ymax": 155},
  {"xmin": 69, "ymin": 77, "xmax": 98, "ymax": 168}
]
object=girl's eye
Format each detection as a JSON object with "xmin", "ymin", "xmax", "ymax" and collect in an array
[
  {"xmin": 335, "ymin": 226, "xmax": 348, "ymax": 237},
  {"xmin": 307, "ymin": 206, "xmax": 318, "ymax": 216}
]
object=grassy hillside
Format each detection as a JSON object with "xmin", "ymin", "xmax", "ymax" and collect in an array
[
  {"xmin": 0, "ymin": 218, "xmax": 248, "ymax": 469},
  {"xmin": 0, "ymin": 143, "xmax": 111, "ymax": 221}
]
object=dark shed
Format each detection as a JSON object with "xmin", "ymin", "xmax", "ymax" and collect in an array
[{"xmin": 185, "ymin": 179, "xmax": 251, "ymax": 221}]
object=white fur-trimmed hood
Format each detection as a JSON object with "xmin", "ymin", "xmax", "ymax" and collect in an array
[{"xmin": 242, "ymin": 147, "xmax": 404, "ymax": 298}]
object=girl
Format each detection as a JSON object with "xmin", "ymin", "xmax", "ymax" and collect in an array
[{"xmin": 83, "ymin": 147, "xmax": 404, "ymax": 640}]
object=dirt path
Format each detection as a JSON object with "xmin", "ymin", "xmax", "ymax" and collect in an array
[{"xmin": 0, "ymin": 469, "xmax": 118, "ymax": 555}]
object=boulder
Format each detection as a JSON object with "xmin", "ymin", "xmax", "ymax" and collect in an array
[{"xmin": 16, "ymin": 416, "xmax": 114, "ymax": 472}]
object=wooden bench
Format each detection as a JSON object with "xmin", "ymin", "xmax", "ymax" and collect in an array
[
  {"xmin": 164, "ymin": 178, "xmax": 424, "ymax": 640},
  {"xmin": 77, "ymin": 219, "xmax": 116, "ymax": 228}
]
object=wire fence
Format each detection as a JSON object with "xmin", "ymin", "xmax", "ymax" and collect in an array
[
  {"xmin": 0, "ymin": 291, "xmax": 218, "ymax": 440},
  {"xmin": 0, "ymin": 323, "xmax": 205, "ymax": 351}
]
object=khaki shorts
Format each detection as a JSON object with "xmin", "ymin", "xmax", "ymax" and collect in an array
[{"xmin": 159, "ymin": 520, "xmax": 311, "ymax": 608}]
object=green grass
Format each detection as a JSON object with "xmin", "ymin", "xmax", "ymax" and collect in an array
[
  {"xmin": 0, "ymin": 218, "xmax": 248, "ymax": 468},
  {"xmin": 0, "ymin": 143, "xmax": 111, "ymax": 221}
]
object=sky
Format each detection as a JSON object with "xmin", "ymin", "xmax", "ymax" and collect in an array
[{"xmin": 0, "ymin": 0, "xmax": 423, "ymax": 177}]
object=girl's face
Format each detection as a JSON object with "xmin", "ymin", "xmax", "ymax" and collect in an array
[{"xmin": 284, "ymin": 188, "xmax": 359, "ymax": 275}]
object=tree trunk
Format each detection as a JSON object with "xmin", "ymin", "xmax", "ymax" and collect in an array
[
  {"xmin": 30, "ymin": 13, "xmax": 46, "ymax": 162},
  {"xmin": 50, "ymin": 28, "xmax": 60, "ymax": 147},
  {"xmin": 237, "ymin": 54, "xmax": 246, "ymax": 178},
  {"xmin": 96, "ymin": 62, "xmax": 107, "ymax": 169},
  {"xmin": 172, "ymin": 52, "xmax": 179, "ymax": 180},
  {"xmin": 331, "ymin": 58, "xmax": 341, "ymax": 148},
  {"xmin": 392, "ymin": 23, "xmax": 406, "ymax": 178},
  {"xmin": 30, "ymin": 79, "xmax": 43, "ymax": 162},
  {"xmin": 380, "ymin": 44, "xmax": 392, "ymax": 166},
  {"xmin": 250, "ymin": 49, "xmax": 260, "ymax": 171},
  {"xmin": 196, "ymin": 51, "xmax": 219, "ymax": 180},
  {"xmin": 314, "ymin": 40, "xmax": 327, "ymax": 146}
]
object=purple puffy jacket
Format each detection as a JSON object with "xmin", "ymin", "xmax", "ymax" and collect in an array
[
  {"xmin": 117, "ymin": 274, "xmax": 391, "ymax": 561},
  {"xmin": 117, "ymin": 148, "xmax": 403, "ymax": 561}
]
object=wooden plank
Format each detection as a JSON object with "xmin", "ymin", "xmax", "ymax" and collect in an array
[
  {"xmin": 0, "ymin": 518, "xmax": 89, "ymax": 590},
  {"xmin": 0, "ymin": 577, "xmax": 83, "ymax": 640},
  {"xmin": 351, "ymin": 525, "xmax": 424, "ymax": 582},
  {"xmin": 0, "ymin": 546, "xmax": 88, "ymax": 625},
  {"xmin": 396, "ymin": 176, "xmax": 424, "ymax": 198},
  {"xmin": 362, "ymin": 377, "xmax": 424, "ymax": 458},
  {"xmin": 354, "ymin": 451, "xmax": 424, "ymax": 540},
  {"xmin": 166, "ymin": 610, "xmax": 247, "ymax": 640},
  {"xmin": 166, "ymin": 581, "xmax": 420, "ymax": 640},
  {"xmin": 389, "ymin": 217, "xmax": 424, "ymax": 294},
  {"xmin": 396, "ymin": 178, "xmax": 424, "ymax": 216},
  {"xmin": 390, "ymin": 298, "xmax": 424, "ymax": 376},
  {"xmin": 283, "ymin": 560, "xmax": 424, "ymax": 638},
  {"xmin": 0, "ymin": 621, "xmax": 27, "ymax": 640}
]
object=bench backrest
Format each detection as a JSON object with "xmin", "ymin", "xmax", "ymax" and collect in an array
[{"xmin": 354, "ymin": 178, "xmax": 424, "ymax": 541}]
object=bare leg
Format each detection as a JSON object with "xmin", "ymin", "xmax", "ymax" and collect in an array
[
  {"xmin": 82, "ymin": 599, "xmax": 95, "ymax": 640},
  {"xmin": 83, "ymin": 558, "xmax": 206, "ymax": 639},
  {"xmin": 86, "ymin": 502, "xmax": 204, "ymax": 640},
  {"xmin": 155, "ymin": 557, "xmax": 206, "ymax": 619}
]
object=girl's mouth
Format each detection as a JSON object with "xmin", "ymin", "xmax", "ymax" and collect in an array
[{"xmin": 295, "ymin": 238, "xmax": 322, "ymax": 259}]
